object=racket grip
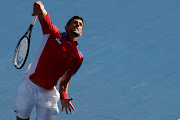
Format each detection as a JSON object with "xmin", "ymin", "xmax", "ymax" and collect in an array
[{"xmin": 31, "ymin": 16, "xmax": 38, "ymax": 25}]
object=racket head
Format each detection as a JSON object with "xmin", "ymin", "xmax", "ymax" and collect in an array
[{"xmin": 14, "ymin": 36, "xmax": 30, "ymax": 69}]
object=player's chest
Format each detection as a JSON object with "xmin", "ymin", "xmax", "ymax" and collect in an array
[{"xmin": 46, "ymin": 36, "xmax": 76, "ymax": 60}]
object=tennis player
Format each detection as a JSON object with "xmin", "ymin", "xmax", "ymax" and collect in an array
[{"xmin": 14, "ymin": 1, "xmax": 84, "ymax": 120}]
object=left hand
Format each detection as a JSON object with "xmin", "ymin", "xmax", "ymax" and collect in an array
[{"xmin": 61, "ymin": 97, "xmax": 75, "ymax": 114}]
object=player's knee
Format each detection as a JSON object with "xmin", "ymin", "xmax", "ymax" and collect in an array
[
  {"xmin": 50, "ymin": 108, "xmax": 59, "ymax": 119},
  {"xmin": 37, "ymin": 107, "xmax": 59, "ymax": 120}
]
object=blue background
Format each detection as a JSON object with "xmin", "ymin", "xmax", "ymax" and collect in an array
[{"xmin": 1, "ymin": 0, "xmax": 180, "ymax": 120}]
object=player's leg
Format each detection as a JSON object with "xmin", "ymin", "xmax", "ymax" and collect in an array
[
  {"xmin": 14, "ymin": 78, "xmax": 36, "ymax": 119},
  {"xmin": 36, "ymin": 102, "xmax": 59, "ymax": 120},
  {"xmin": 36, "ymin": 87, "xmax": 60, "ymax": 120}
]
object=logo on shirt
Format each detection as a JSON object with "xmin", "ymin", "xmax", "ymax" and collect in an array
[{"xmin": 56, "ymin": 38, "xmax": 62, "ymax": 44}]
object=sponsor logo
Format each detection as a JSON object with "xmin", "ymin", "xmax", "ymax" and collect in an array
[{"xmin": 56, "ymin": 38, "xmax": 62, "ymax": 44}]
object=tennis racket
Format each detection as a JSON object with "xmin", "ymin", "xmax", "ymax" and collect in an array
[{"xmin": 14, "ymin": 16, "xmax": 37, "ymax": 69}]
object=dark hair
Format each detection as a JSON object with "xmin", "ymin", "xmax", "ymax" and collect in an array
[{"xmin": 66, "ymin": 16, "xmax": 84, "ymax": 26}]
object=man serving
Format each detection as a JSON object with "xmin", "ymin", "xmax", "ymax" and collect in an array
[{"xmin": 14, "ymin": 1, "xmax": 84, "ymax": 120}]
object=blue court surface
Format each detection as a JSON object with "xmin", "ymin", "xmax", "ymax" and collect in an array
[{"xmin": 1, "ymin": 0, "xmax": 180, "ymax": 119}]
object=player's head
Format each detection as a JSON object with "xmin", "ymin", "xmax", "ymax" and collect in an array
[{"xmin": 65, "ymin": 16, "xmax": 84, "ymax": 37}]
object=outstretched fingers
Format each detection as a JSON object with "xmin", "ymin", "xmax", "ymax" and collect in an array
[
  {"xmin": 62, "ymin": 106, "xmax": 64, "ymax": 112},
  {"xmin": 69, "ymin": 102, "xmax": 75, "ymax": 111},
  {"xmin": 61, "ymin": 97, "xmax": 75, "ymax": 114},
  {"xmin": 68, "ymin": 106, "xmax": 72, "ymax": 114},
  {"xmin": 66, "ymin": 107, "xmax": 68, "ymax": 114},
  {"xmin": 62, "ymin": 106, "xmax": 69, "ymax": 114}
]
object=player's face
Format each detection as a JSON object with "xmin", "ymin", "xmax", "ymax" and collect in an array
[{"xmin": 66, "ymin": 19, "xmax": 83, "ymax": 37}]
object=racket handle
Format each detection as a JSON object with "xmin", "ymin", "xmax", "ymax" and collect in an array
[{"xmin": 31, "ymin": 16, "xmax": 38, "ymax": 25}]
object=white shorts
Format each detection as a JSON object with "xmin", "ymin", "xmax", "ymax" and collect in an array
[{"xmin": 14, "ymin": 77, "xmax": 60, "ymax": 120}]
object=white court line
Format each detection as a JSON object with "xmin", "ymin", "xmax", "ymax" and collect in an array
[{"xmin": 128, "ymin": 82, "xmax": 148, "ymax": 91}]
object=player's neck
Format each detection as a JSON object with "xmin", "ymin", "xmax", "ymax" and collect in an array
[
  {"xmin": 66, "ymin": 32, "xmax": 78, "ymax": 41},
  {"xmin": 71, "ymin": 37, "xmax": 78, "ymax": 41}
]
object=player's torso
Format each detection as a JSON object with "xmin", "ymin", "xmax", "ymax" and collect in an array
[
  {"xmin": 27, "ymin": 32, "xmax": 78, "ymax": 89},
  {"xmin": 39, "ymin": 32, "xmax": 77, "ymax": 71}
]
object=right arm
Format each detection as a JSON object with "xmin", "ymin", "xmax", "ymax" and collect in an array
[
  {"xmin": 32, "ymin": 1, "xmax": 59, "ymax": 35},
  {"xmin": 32, "ymin": 1, "xmax": 47, "ymax": 19}
]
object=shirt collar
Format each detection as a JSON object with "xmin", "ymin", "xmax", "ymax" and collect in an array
[
  {"xmin": 62, "ymin": 32, "xmax": 71, "ymax": 43},
  {"xmin": 62, "ymin": 32, "xmax": 79, "ymax": 45}
]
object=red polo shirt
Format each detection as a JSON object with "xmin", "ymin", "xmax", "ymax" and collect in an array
[{"xmin": 25, "ymin": 14, "xmax": 83, "ymax": 90}]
